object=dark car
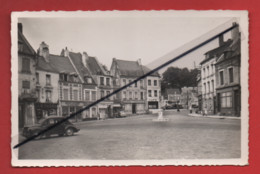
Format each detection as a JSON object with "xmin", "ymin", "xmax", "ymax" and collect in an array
[{"xmin": 22, "ymin": 116, "xmax": 80, "ymax": 139}]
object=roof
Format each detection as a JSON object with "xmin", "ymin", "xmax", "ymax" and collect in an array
[
  {"xmin": 216, "ymin": 38, "xmax": 240, "ymax": 65},
  {"xmin": 200, "ymin": 39, "xmax": 233, "ymax": 65},
  {"xmin": 142, "ymin": 65, "xmax": 160, "ymax": 77},
  {"xmin": 36, "ymin": 56, "xmax": 58, "ymax": 73},
  {"xmin": 166, "ymin": 88, "xmax": 181, "ymax": 95},
  {"xmin": 48, "ymin": 54, "xmax": 77, "ymax": 74},
  {"xmin": 18, "ymin": 30, "xmax": 36, "ymax": 56},
  {"xmin": 86, "ymin": 56, "xmax": 108, "ymax": 76},
  {"xmin": 114, "ymin": 59, "xmax": 144, "ymax": 77}
]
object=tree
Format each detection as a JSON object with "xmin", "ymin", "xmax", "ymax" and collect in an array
[{"xmin": 161, "ymin": 67, "xmax": 199, "ymax": 93}]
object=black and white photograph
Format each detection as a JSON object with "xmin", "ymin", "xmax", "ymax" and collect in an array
[{"xmin": 11, "ymin": 11, "xmax": 249, "ymax": 166}]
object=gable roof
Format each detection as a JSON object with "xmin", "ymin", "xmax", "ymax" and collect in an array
[
  {"xmin": 68, "ymin": 52, "xmax": 96, "ymax": 85},
  {"xmin": 18, "ymin": 30, "xmax": 36, "ymax": 56},
  {"xmin": 200, "ymin": 39, "xmax": 233, "ymax": 65},
  {"xmin": 142, "ymin": 65, "xmax": 160, "ymax": 77},
  {"xmin": 36, "ymin": 56, "xmax": 58, "ymax": 73},
  {"xmin": 86, "ymin": 56, "xmax": 108, "ymax": 76},
  {"xmin": 113, "ymin": 59, "xmax": 144, "ymax": 77},
  {"xmin": 48, "ymin": 54, "xmax": 77, "ymax": 74}
]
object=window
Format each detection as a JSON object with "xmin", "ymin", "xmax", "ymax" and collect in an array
[
  {"xmin": 91, "ymin": 91, "xmax": 96, "ymax": 101},
  {"xmin": 106, "ymin": 78, "xmax": 110, "ymax": 86},
  {"xmin": 123, "ymin": 79, "xmax": 126, "ymax": 86},
  {"xmin": 106, "ymin": 91, "xmax": 110, "ymax": 100},
  {"xmin": 219, "ymin": 70, "xmax": 224, "ymax": 85},
  {"xmin": 64, "ymin": 74, "xmax": 68, "ymax": 82},
  {"xmin": 22, "ymin": 81, "xmax": 30, "ymax": 89},
  {"xmin": 203, "ymin": 83, "xmax": 206, "ymax": 94},
  {"xmin": 46, "ymin": 74, "xmax": 51, "ymax": 86},
  {"xmin": 22, "ymin": 57, "xmax": 30, "ymax": 73},
  {"xmin": 123, "ymin": 91, "xmax": 126, "ymax": 100},
  {"xmin": 211, "ymin": 64, "xmax": 214, "ymax": 74},
  {"xmin": 100, "ymin": 77, "xmax": 104, "ymax": 85},
  {"xmin": 36, "ymin": 89, "xmax": 40, "ymax": 101},
  {"xmin": 129, "ymin": 92, "xmax": 132, "ymax": 99},
  {"xmin": 207, "ymin": 66, "xmax": 210, "ymax": 76},
  {"xmin": 46, "ymin": 90, "xmax": 52, "ymax": 102},
  {"xmin": 85, "ymin": 90, "xmax": 90, "ymax": 101},
  {"xmin": 63, "ymin": 89, "xmax": 69, "ymax": 100},
  {"xmin": 87, "ymin": 77, "xmax": 92, "ymax": 84},
  {"xmin": 36, "ymin": 73, "xmax": 39, "ymax": 84},
  {"xmin": 140, "ymin": 80, "xmax": 143, "ymax": 88},
  {"xmin": 73, "ymin": 90, "xmax": 78, "ymax": 101},
  {"xmin": 148, "ymin": 90, "xmax": 152, "ymax": 97},
  {"xmin": 207, "ymin": 81, "xmax": 210, "ymax": 93},
  {"xmin": 211, "ymin": 80, "xmax": 214, "ymax": 92},
  {"xmin": 154, "ymin": 90, "xmax": 158, "ymax": 97},
  {"xmin": 221, "ymin": 92, "xmax": 232, "ymax": 108},
  {"xmin": 203, "ymin": 68, "xmax": 206, "ymax": 78},
  {"xmin": 141, "ymin": 92, "xmax": 144, "ymax": 100},
  {"xmin": 229, "ymin": 67, "xmax": 234, "ymax": 83},
  {"xmin": 154, "ymin": 80, "xmax": 157, "ymax": 86},
  {"xmin": 135, "ymin": 92, "xmax": 138, "ymax": 100},
  {"xmin": 148, "ymin": 79, "xmax": 151, "ymax": 86},
  {"xmin": 101, "ymin": 90, "xmax": 105, "ymax": 98},
  {"xmin": 134, "ymin": 81, "xmax": 137, "ymax": 87}
]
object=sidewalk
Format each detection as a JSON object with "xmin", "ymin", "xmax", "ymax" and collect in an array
[{"xmin": 188, "ymin": 113, "xmax": 241, "ymax": 120}]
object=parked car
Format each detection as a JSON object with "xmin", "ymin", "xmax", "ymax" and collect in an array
[{"xmin": 22, "ymin": 116, "xmax": 80, "ymax": 139}]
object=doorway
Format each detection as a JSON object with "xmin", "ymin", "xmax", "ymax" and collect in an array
[{"xmin": 132, "ymin": 104, "xmax": 136, "ymax": 114}]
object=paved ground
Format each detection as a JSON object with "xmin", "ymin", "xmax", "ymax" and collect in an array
[{"xmin": 18, "ymin": 110, "xmax": 241, "ymax": 159}]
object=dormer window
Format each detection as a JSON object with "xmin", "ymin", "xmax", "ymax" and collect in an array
[{"xmin": 87, "ymin": 78, "xmax": 92, "ymax": 84}]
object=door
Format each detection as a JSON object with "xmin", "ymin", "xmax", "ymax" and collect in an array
[
  {"xmin": 132, "ymin": 104, "xmax": 136, "ymax": 114},
  {"xmin": 234, "ymin": 90, "xmax": 241, "ymax": 116}
]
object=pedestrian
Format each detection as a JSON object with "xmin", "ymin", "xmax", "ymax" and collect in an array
[{"xmin": 189, "ymin": 105, "xmax": 192, "ymax": 114}]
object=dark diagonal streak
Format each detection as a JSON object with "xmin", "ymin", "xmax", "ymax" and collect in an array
[{"xmin": 13, "ymin": 24, "xmax": 238, "ymax": 149}]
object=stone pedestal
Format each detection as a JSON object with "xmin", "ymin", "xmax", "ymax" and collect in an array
[{"xmin": 153, "ymin": 109, "xmax": 168, "ymax": 122}]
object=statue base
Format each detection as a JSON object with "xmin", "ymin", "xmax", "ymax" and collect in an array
[{"xmin": 152, "ymin": 109, "xmax": 168, "ymax": 122}]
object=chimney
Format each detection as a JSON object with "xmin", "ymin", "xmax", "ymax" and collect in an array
[
  {"xmin": 18, "ymin": 23, "xmax": 23, "ymax": 33},
  {"xmin": 82, "ymin": 52, "xmax": 89, "ymax": 67},
  {"xmin": 219, "ymin": 34, "xmax": 224, "ymax": 46},
  {"xmin": 64, "ymin": 47, "xmax": 69, "ymax": 57},
  {"xmin": 38, "ymin": 42, "xmax": 50, "ymax": 62},
  {"xmin": 231, "ymin": 22, "xmax": 240, "ymax": 41},
  {"xmin": 137, "ymin": 58, "xmax": 142, "ymax": 66}
]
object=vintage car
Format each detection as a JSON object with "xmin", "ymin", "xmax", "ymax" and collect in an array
[{"xmin": 22, "ymin": 116, "xmax": 80, "ymax": 139}]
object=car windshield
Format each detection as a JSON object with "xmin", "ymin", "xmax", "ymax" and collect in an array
[{"xmin": 38, "ymin": 118, "xmax": 46, "ymax": 124}]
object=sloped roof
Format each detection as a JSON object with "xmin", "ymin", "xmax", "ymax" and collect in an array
[
  {"xmin": 86, "ymin": 56, "xmax": 108, "ymax": 76},
  {"xmin": 166, "ymin": 88, "xmax": 181, "ymax": 95},
  {"xmin": 48, "ymin": 54, "xmax": 76, "ymax": 73},
  {"xmin": 36, "ymin": 56, "xmax": 58, "ymax": 73},
  {"xmin": 200, "ymin": 39, "xmax": 233, "ymax": 65},
  {"xmin": 142, "ymin": 65, "xmax": 160, "ymax": 77},
  {"xmin": 18, "ymin": 30, "xmax": 36, "ymax": 56},
  {"xmin": 114, "ymin": 59, "xmax": 144, "ymax": 77},
  {"xmin": 216, "ymin": 38, "xmax": 240, "ymax": 65},
  {"xmin": 69, "ymin": 52, "xmax": 92, "ymax": 77}
]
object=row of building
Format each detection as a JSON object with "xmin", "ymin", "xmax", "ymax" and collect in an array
[
  {"xmin": 18, "ymin": 23, "xmax": 161, "ymax": 128},
  {"xmin": 197, "ymin": 23, "xmax": 241, "ymax": 116}
]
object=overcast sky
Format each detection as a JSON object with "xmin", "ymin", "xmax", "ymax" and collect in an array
[{"xmin": 18, "ymin": 14, "xmax": 234, "ymax": 72}]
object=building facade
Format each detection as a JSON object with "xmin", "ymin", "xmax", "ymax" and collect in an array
[
  {"xmin": 35, "ymin": 46, "xmax": 60, "ymax": 120},
  {"xmin": 18, "ymin": 23, "xmax": 38, "ymax": 128},
  {"xmin": 142, "ymin": 66, "xmax": 161, "ymax": 111},
  {"xmin": 82, "ymin": 52, "xmax": 114, "ymax": 119},
  {"xmin": 200, "ymin": 35, "xmax": 232, "ymax": 115},
  {"xmin": 110, "ymin": 58, "xmax": 147, "ymax": 115},
  {"xmin": 215, "ymin": 24, "xmax": 241, "ymax": 116}
]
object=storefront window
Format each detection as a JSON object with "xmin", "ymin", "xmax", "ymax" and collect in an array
[{"xmin": 221, "ymin": 92, "xmax": 232, "ymax": 108}]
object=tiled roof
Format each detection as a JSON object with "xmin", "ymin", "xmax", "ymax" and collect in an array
[
  {"xmin": 114, "ymin": 59, "xmax": 144, "ymax": 77},
  {"xmin": 200, "ymin": 39, "xmax": 233, "ymax": 65},
  {"xmin": 48, "ymin": 54, "xmax": 76, "ymax": 73},
  {"xmin": 86, "ymin": 56, "xmax": 107, "ymax": 76},
  {"xmin": 36, "ymin": 56, "xmax": 58, "ymax": 73},
  {"xmin": 18, "ymin": 30, "xmax": 36, "ymax": 56},
  {"xmin": 68, "ymin": 52, "xmax": 96, "ymax": 84},
  {"xmin": 142, "ymin": 65, "xmax": 160, "ymax": 77}
]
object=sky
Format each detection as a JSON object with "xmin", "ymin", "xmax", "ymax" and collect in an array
[{"xmin": 18, "ymin": 14, "xmax": 234, "ymax": 73}]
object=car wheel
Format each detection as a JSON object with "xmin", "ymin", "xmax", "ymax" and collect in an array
[{"xmin": 65, "ymin": 128, "xmax": 74, "ymax": 136}]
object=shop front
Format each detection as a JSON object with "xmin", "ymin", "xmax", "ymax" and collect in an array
[{"xmin": 35, "ymin": 102, "xmax": 58, "ymax": 121}]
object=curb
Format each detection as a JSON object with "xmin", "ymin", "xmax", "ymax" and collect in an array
[{"xmin": 188, "ymin": 114, "xmax": 241, "ymax": 120}]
